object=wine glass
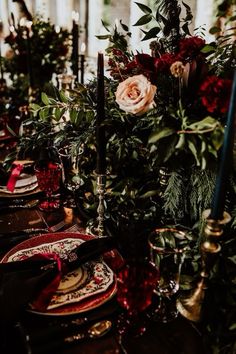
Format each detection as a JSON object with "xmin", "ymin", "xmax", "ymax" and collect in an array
[
  {"xmin": 116, "ymin": 258, "xmax": 159, "ymax": 349},
  {"xmin": 58, "ymin": 145, "xmax": 83, "ymax": 208},
  {"xmin": 148, "ymin": 228, "xmax": 189, "ymax": 323},
  {"xmin": 34, "ymin": 162, "xmax": 62, "ymax": 211}
]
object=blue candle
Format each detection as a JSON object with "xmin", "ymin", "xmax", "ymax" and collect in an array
[{"xmin": 210, "ymin": 70, "xmax": 236, "ymax": 220}]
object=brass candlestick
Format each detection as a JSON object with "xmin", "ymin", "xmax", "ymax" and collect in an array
[
  {"xmin": 96, "ymin": 174, "xmax": 106, "ymax": 237},
  {"xmin": 177, "ymin": 209, "xmax": 231, "ymax": 322}
]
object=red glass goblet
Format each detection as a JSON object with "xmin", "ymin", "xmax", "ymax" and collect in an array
[
  {"xmin": 34, "ymin": 162, "xmax": 61, "ymax": 211},
  {"xmin": 116, "ymin": 259, "xmax": 159, "ymax": 339}
]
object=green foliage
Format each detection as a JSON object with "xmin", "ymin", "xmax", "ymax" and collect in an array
[
  {"xmin": 4, "ymin": 17, "xmax": 69, "ymax": 107},
  {"xmin": 5, "ymin": 3, "xmax": 236, "ymax": 352}
]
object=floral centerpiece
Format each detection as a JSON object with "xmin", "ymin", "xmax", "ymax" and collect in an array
[
  {"xmin": 13, "ymin": 1, "xmax": 236, "ymax": 225},
  {"xmin": 4, "ymin": 2, "xmax": 236, "ymax": 352}
]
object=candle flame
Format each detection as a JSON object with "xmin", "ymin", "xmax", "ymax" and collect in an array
[
  {"xmin": 72, "ymin": 11, "xmax": 79, "ymax": 23},
  {"xmin": 81, "ymin": 42, "xmax": 86, "ymax": 53},
  {"xmin": 26, "ymin": 21, "xmax": 33, "ymax": 29},
  {"xmin": 55, "ymin": 25, "xmax": 60, "ymax": 33},
  {"xmin": 19, "ymin": 17, "xmax": 27, "ymax": 27},
  {"xmin": 115, "ymin": 18, "xmax": 119, "ymax": 29}
]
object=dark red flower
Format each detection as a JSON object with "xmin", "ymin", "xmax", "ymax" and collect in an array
[
  {"xmin": 154, "ymin": 53, "xmax": 176, "ymax": 73},
  {"xmin": 178, "ymin": 36, "xmax": 205, "ymax": 62},
  {"xmin": 135, "ymin": 53, "xmax": 157, "ymax": 74},
  {"xmin": 199, "ymin": 76, "xmax": 232, "ymax": 114}
]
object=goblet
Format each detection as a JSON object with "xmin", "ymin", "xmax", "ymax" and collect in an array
[
  {"xmin": 34, "ymin": 162, "xmax": 62, "ymax": 211},
  {"xmin": 58, "ymin": 145, "xmax": 83, "ymax": 208},
  {"xmin": 148, "ymin": 228, "xmax": 189, "ymax": 323},
  {"xmin": 116, "ymin": 258, "xmax": 159, "ymax": 342}
]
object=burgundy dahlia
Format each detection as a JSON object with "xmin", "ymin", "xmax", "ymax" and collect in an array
[
  {"xmin": 199, "ymin": 76, "xmax": 232, "ymax": 114},
  {"xmin": 178, "ymin": 36, "xmax": 205, "ymax": 61}
]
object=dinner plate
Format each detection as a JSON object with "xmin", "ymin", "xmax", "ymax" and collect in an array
[
  {"xmin": 0, "ymin": 186, "xmax": 41, "ymax": 198},
  {"xmin": 0, "ymin": 174, "xmax": 38, "ymax": 195},
  {"xmin": 1, "ymin": 232, "xmax": 117, "ymax": 316}
]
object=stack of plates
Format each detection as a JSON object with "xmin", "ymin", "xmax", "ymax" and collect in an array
[
  {"xmin": 0, "ymin": 161, "xmax": 39, "ymax": 196},
  {"xmin": 1, "ymin": 233, "xmax": 117, "ymax": 316},
  {"xmin": 0, "ymin": 173, "xmax": 38, "ymax": 194}
]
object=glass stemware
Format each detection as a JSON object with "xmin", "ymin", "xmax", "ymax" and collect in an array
[
  {"xmin": 58, "ymin": 145, "xmax": 84, "ymax": 208},
  {"xmin": 116, "ymin": 258, "xmax": 159, "ymax": 346},
  {"xmin": 34, "ymin": 162, "xmax": 62, "ymax": 211},
  {"xmin": 148, "ymin": 228, "xmax": 188, "ymax": 323}
]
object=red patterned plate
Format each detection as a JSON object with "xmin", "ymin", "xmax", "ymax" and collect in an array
[{"xmin": 1, "ymin": 232, "xmax": 117, "ymax": 316}]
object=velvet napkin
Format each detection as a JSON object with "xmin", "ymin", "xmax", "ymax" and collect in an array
[
  {"xmin": 0, "ymin": 237, "xmax": 118, "ymax": 324},
  {"xmin": 6, "ymin": 163, "xmax": 24, "ymax": 192}
]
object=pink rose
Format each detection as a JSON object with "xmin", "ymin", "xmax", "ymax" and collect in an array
[{"xmin": 115, "ymin": 74, "xmax": 156, "ymax": 115}]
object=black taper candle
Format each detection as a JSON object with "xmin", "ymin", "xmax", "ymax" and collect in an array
[
  {"xmin": 96, "ymin": 52, "xmax": 106, "ymax": 175},
  {"xmin": 71, "ymin": 18, "xmax": 79, "ymax": 82},
  {"xmin": 210, "ymin": 70, "xmax": 236, "ymax": 220},
  {"xmin": 26, "ymin": 26, "xmax": 33, "ymax": 89},
  {"xmin": 80, "ymin": 54, "xmax": 85, "ymax": 84}
]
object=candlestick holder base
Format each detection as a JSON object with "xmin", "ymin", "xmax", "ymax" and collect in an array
[{"xmin": 177, "ymin": 209, "xmax": 231, "ymax": 322}]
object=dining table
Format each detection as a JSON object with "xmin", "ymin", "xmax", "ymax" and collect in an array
[
  {"xmin": 0, "ymin": 144, "xmax": 208, "ymax": 354},
  {"xmin": 0, "ymin": 195, "xmax": 210, "ymax": 354}
]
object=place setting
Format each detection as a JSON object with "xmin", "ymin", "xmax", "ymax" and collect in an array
[{"xmin": 0, "ymin": 161, "xmax": 39, "ymax": 197}]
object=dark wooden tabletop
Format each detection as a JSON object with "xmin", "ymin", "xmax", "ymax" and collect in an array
[{"xmin": 0, "ymin": 200, "xmax": 208, "ymax": 354}]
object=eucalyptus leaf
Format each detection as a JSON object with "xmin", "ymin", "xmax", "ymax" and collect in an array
[
  {"xmin": 134, "ymin": 2, "xmax": 152, "ymax": 14},
  {"xmin": 201, "ymin": 45, "xmax": 216, "ymax": 53},
  {"xmin": 101, "ymin": 19, "xmax": 110, "ymax": 32},
  {"xmin": 182, "ymin": 2, "xmax": 191, "ymax": 11},
  {"xmin": 133, "ymin": 14, "xmax": 152, "ymax": 26},
  {"xmin": 187, "ymin": 138, "xmax": 200, "ymax": 166},
  {"xmin": 120, "ymin": 21, "xmax": 129, "ymax": 32},
  {"xmin": 188, "ymin": 117, "xmax": 220, "ymax": 131},
  {"xmin": 96, "ymin": 34, "xmax": 111, "ymax": 40},
  {"xmin": 41, "ymin": 92, "xmax": 50, "ymax": 105},
  {"xmin": 141, "ymin": 27, "xmax": 161, "ymax": 40},
  {"xmin": 59, "ymin": 90, "xmax": 69, "ymax": 103},
  {"xmin": 182, "ymin": 22, "xmax": 191, "ymax": 36},
  {"xmin": 228, "ymin": 255, "xmax": 236, "ymax": 264},
  {"xmin": 175, "ymin": 134, "xmax": 186, "ymax": 150},
  {"xmin": 148, "ymin": 127, "xmax": 175, "ymax": 144},
  {"xmin": 70, "ymin": 108, "xmax": 79, "ymax": 124},
  {"xmin": 54, "ymin": 107, "xmax": 66, "ymax": 121},
  {"xmin": 139, "ymin": 190, "xmax": 159, "ymax": 199},
  {"xmin": 30, "ymin": 103, "xmax": 41, "ymax": 111},
  {"xmin": 209, "ymin": 26, "xmax": 221, "ymax": 35}
]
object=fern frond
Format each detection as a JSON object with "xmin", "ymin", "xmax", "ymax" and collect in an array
[{"xmin": 163, "ymin": 169, "xmax": 187, "ymax": 220}]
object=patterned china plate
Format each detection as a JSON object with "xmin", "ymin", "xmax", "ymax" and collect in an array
[
  {"xmin": 1, "ymin": 233, "xmax": 117, "ymax": 316},
  {"xmin": 0, "ymin": 174, "xmax": 38, "ymax": 194}
]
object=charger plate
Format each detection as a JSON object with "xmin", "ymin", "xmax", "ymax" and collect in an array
[
  {"xmin": 1, "ymin": 232, "xmax": 117, "ymax": 316},
  {"xmin": 0, "ymin": 174, "xmax": 38, "ymax": 195}
]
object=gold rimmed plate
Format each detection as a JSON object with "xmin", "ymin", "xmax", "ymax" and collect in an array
[{"xmin": 1, "ymin": 232, "xmax": 117, "ymax": 316}]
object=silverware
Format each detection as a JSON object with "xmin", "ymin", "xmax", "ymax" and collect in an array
[
  {"xmin": 0, "ymin": 221, "xmax": 68, "ymax": 254},
  {"xmin": 0, "ymin": 199, "xmax": 39, "ymax": 210},
  {"xmin": 64, "ymin": 320, "xmax": 112, "ymax": 343},
  {"xmin": 19, "ymin": 320, "xmax": 113, "ymax": 354},
  {"xmin": 0, "ymin": 228, "xmax": 49, "ymax": 239}
]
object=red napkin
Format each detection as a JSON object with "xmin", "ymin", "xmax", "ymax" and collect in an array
[
  {"xmin": 6, "ymin": 163, "xmax": 24, "ymax": 192},
  {"xmin": 29, "ymin": 253, "xmax": 63, "ymax": 311}
]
